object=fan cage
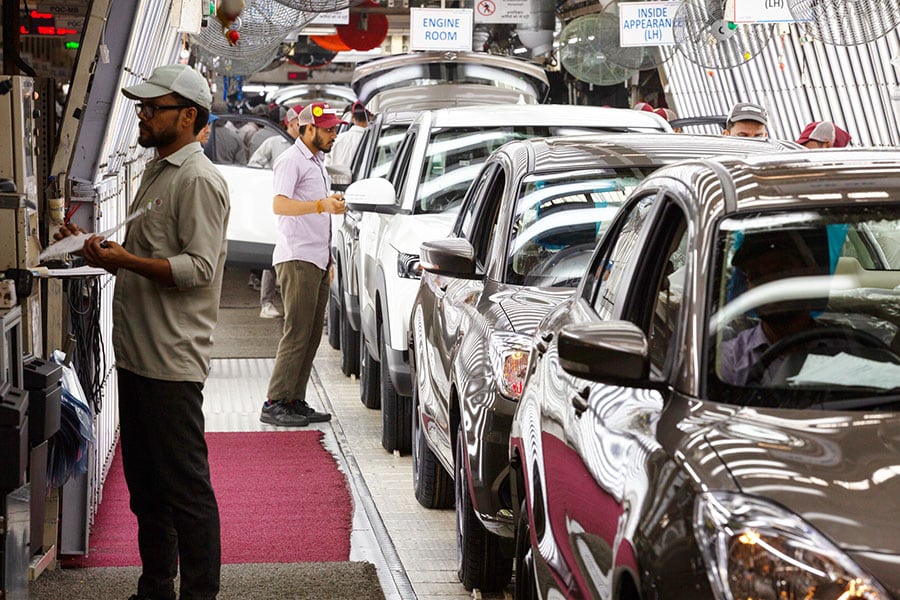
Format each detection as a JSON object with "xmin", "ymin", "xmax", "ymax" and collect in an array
[
  {"xmin": 672, "ymin": 0, "xmax": 773, "ymax": 70},
  {"xmin": 191, "ymin": 0, "xmax": 311, "ymax": 60},
  {"xmin": 273, "ymin": 0, "xmax": 366, "ymax": 13},
  {"xmin": 789, "ymin": 0, "xmax": 900, "ymax": 46}
]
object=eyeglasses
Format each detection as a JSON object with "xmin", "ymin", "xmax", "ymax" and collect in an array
[{"xmin": 134, "ymin": 103, "xmax": 192, "ymax": 119}]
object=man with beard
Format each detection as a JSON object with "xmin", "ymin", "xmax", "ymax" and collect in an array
[
  {"xmin": 54, "ymin": 63, "xmax": 228, "ymax": 599},
  {"xmin": 259, "ymin": 102, "xmax": 347, "ymax": 426}
]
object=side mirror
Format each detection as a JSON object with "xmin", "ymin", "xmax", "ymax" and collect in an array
[
  {"xmin": 558, "ymin": 321, "xmax": 648, "ymax": 384},
  {"xmin": 420, "ymin": 238, "xmax": 479, "ymax": 279},
  {"xmin": 345, "ymin": 177, "xmax": 397, "ymax": 212}
]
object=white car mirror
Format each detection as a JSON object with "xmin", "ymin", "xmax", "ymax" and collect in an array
[{"xmin": 345, "ymin": 177, "xmax": 397, "ymax": 212}]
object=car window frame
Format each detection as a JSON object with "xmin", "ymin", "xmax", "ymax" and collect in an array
[{"xmin": 387, "ymin": 126, "xmax": 418, "ymax": 204}]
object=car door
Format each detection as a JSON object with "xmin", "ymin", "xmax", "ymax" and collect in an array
[
  {"xmin": 540, "ymin": 194, "xmax": 691, "ymax": 598},
  {"xmin": 423, "ymin": 163, "xmax": 508, "ymax": 462},
  {"xmin": 357, "ymin": 127, "xmax": 417, "ymax": 342}
]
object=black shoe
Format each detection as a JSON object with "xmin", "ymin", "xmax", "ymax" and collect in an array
[
  {"xmin": 260, "ymin": 401, "xmax": 309, "ymax": 427},
  {"xmin": 294, "ymin": 400, "xmax": 332, "ymax": 423}
]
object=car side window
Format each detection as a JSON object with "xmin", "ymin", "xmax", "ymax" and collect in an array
[
  {"xmin": 588, "ymin": 194, "xmax": 657, "ymax": 320},
  {"xmin": 645, "ymin": 213, "xmax": 689, "ymax": 377},
  {"xmin": 468, "ymin": 167, "xmax": 507, "ymax": 270},
  {"xmin": 457, "ymin": 164, "xmax": 498, "ymax": 240},
  {"xmin": 387, "ymin": 129, "xmax": 417, "ymax": 200}
]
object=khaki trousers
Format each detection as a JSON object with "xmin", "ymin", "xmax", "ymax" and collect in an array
[{"xmin": 267, "ymin": 260, "xmax": 329, "ymax": 402}]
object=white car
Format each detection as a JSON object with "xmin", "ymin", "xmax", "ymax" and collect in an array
[{"xmin": 343, "ymin": 104, "xmax": 671, "ymax": 453}]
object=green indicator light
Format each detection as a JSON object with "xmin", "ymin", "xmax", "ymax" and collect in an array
[
  {"xmin": 727, "ymin": 21, "xmax": 737, "ymax": 30},
  {"xmin": 65, "ymin": 41, "xmax": 80, "ymax": 49}
]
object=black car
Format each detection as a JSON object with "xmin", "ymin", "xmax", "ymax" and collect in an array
[
  {"xmin": 410, "ymin": 133, "xmax": 790, "ymax": 592},
  {"xmin": 510, "ymin": 149, "xmax": 900, "ymax": 599}
]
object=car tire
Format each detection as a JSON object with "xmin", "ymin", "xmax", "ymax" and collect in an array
[
  {"xmin": 412, "ymin": 378, "xmax": 454, "ymax": 509},
  {"xmin": 360, "ymin": 330, "xmax": 381, "ymax": 409},
  {"xmin": 339, "ymin": 299, "xmax": 360, "ymax": 377},
  {"xmin": 327, "ymin": 291, "xmax": 341, "ymax": 350},
  {"xmin": 515, "ymin": 499, "xmax": 538, "ymax": 600},
  {"xmin": 455, "ymin": 426, "xmax": 513, "ymax": 592},
  {"xmin": 381, "ymin": 334, "xmax": 412, "ymax": 453}
]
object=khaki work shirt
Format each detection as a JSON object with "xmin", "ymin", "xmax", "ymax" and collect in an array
[{"xmin": 112, "ymin": 142, "xmax": 230, "ymax": 382}]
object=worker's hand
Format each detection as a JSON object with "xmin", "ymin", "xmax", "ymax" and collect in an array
[
  {"xmin": 81, "ymin": 235, "xmax": 122, "ymax": 275},
  {"xmin": 322, "ymin": 192, "xmax": 346, "ymax": 215},
  {"xmin": 53, "ymin": 222, "xmax": 86, "ymax": 241}
]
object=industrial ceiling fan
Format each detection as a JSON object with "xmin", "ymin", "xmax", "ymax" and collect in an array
[{"xmin": 672, "ymin": 0, "xmax": 773, "ymax": 69}]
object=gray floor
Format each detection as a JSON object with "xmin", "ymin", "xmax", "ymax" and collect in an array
[{"xmin": 204, "ymin": 349, "xmax": 510, "ymax": 599}]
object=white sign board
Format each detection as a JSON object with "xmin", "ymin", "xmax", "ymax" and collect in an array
[
  {"xmin": 619, "ymin": 1, "xmax": 679, "ymax": 47},
  {"xmin": 311, "ymin": 8, "xmax": 350, "ymax": 25},
  {"xmin": 730, "ymin": 0, "xmax": 807, "ymax": 22},
  {"xmin": 473, "ymin": 0, "xmax": 528, "ymax": 24},
  {"xmin": 409, "ymin": 8, "xmax": 473, "ymax": 52}
]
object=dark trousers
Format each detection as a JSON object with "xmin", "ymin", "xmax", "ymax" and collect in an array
[{"xmin": 118, "ymin": 369, "xmax": 221, "ymax": 600}]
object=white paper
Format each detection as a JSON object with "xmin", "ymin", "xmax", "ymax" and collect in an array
[
  {"xmin": 39, "ymin": 206, "xmax": 146, "ymax": 261},
  {"xmin": 788, "ymin": 352, "xmax": 900, "ymax": 389}
]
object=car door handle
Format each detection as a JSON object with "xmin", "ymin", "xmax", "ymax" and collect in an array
[{"xmin": 572, "ymin": 386, "xmax": 590, "ymax": 417}]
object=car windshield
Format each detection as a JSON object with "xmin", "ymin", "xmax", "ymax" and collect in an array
[
  {"xmin": 505, "ymin": 171, "xmax": 647, "ymax": 287},
  {"xmin": 415, "ymin": 126, "xmax": 610, "ymax": 215},
  {"xmin": 708, "ymin": 207, "xmax": 900, "ymax": 408}
]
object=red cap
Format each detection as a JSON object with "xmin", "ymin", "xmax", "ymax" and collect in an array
[
  {"xmin": 653, "ymin": 107, "xmax": 677, "ymax": 121},
  {"xmin": 296, "ymin": 102, "xmax": 348, "ymax": 129},
  {"xmin": 633, "ymin": 101, "xmax": 655, "ymax": 112},
  {"xmin": 284, "ymin": 104, "xmax": 303, "ymax": 125}
]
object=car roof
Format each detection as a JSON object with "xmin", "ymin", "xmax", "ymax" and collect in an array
[
  {"xmin": 416, "ymin": 104, "xmax": 673, "ymax": 131},
  {"xmin": 366, "ymin": 83, "xmax": 536, "ymax": 114},
  {"xmin": 635, "ymin": 148, "xmax": 900, "ymax": 221},
  {"xmin": 496, "ymin": 133, "xmax": 788, "ymax": 174}
]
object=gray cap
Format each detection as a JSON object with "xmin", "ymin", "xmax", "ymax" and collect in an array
[
  {"xmin": 728, "ymin": 102, "xmax": 768, "ymax": 126},
  {"xmin": 122, "ymin": 64, "xmax": 212, "ymax": 110}
]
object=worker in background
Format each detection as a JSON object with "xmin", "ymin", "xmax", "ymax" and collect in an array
[
  {"xmin": 796, "ymin": 120, "xmax": 852, "ymax": 148},
  {"xmin": 722, "ymin": 102, "xmax": 768, "ymax": 138},
  {"xmin": 248, "ymin": 105, "xmax": 304, "ymax": 319},
  {"xmin": 653, "ymin": 107, "xmax": 681, "ymax": 133},
  {"xmin": 196, "ymin": 113, "xmax": 217, "ymax": 146},
  {"xmin": 55, "ymin": 63, "xmax": 228, "ymax": 600},
  {"xmin": 208, "ymin": 100, "xmax": 246, "ymax": 164},
  {"xmin": 325, "ymin": 100, "xmax": 372, "ymax": 180}
]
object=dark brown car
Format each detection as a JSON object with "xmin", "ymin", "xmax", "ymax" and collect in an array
[{"xmin": 510, "ymin": 149, "xmax": 900, "ymax": 599}]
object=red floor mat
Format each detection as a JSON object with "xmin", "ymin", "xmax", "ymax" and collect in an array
[{"xmin": 65, "ymin": 431, "xmax": 352, "ymax": 567}]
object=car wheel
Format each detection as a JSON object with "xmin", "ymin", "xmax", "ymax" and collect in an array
[
  {"xmin": 515, "ymin": 500, "xmax": 538, "ymax": 600},
  {"xmin": 327, "ymin": 290, "xmax": 341, "ymax": 350},
  {"xmin": 381, "ymin": 333, "xmax": 412, "ymax": 453},
  {"xmin": 359, "ymin": 330, "xmax": 381, "ymax": 409},
  {"xmin": 412, "ymin": 373, "xmax": 453, "ymax": 508},
  {"xmin": 455, "ymin": 426, "xmax": 513, "ymax": 592},
  {"xmin": 339, "ymin": 298, "xmax": 360, "ymax": 377}
]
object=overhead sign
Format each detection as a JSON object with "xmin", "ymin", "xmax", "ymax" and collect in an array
[
  {"xmin": 473, "ymin": 0, "xmax": 528, "ymax": 24},
  {"xmin": 619, "ymin": 2, "xmax": 679, "ymax": 47},
  {"xmin": 311, "ymin": 8, "xmax": 350, "ymax": 25},
  {"xmin": 730, "ymin": 0, "xmax": 808, "ymax": 22},
  {"xmin": 410, "ymin": 8, "xmax": 473, "ymax": 52}
]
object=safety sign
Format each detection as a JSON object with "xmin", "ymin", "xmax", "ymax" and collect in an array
[
  {"xmin": 618, "ymin": 1, "xmax": 680, "ymax": 47},
  {"xmin": 474, "ymin": 0, "xmax": 529, "ymax": 24},
  {"xmin": 409, "ymin": 8, "xmax": 474, "ymax": 51}
]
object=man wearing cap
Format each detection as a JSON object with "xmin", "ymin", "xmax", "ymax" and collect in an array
[
  {"xmin": 248, "ymin": 105, "xmax": 304, "ymax": 319},
  {"xmin": 325, "ymin": 100, "xmax": 371, "ymax": 178},
  {"xmin": 54, "ymin": 63, "xmax": 228, "ymax": 600},
  {"xmin": 796, "ymin": 120, "xmax": 851, "ymax": 148},
  {"xmin": 723, "ymin": 101, "xmax": 768, "ymax": 138},
  {"xmin": 260, "ymin": 102, "xmax": 347, "ymax": 427}
]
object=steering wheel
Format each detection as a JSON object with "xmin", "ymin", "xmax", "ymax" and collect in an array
[
  {"xmin": 523, "ymin": 243, "xmax": 594, "ymax": 287},
  {"xmin": 746, "ymin": 325, "xmax": 900, "ymax": 384}
]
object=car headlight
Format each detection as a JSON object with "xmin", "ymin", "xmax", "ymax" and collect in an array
[
  {"xmin": 489, "ymin": 332, "xmax": 531, "ymax": 400},
  {"xmin": 397, "ymin": 252, "xmax": 422, "ymax": 279},
  {"xmin": 694, "ymin": 491, "xmax": 888, "ymax": 600}
]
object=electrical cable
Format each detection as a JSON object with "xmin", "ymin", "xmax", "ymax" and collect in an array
[{"xmin": 65, "ymin": 276, "xmax": 106, "ymax": 414}]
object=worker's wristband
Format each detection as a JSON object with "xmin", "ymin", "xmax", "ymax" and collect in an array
[{"xmin": 317, "ymin": 199, "xmax": 323, "ymax": 214}]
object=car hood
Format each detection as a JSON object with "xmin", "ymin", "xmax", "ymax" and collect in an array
[
  {"xmin": 496, "ymin": 287, "xmax": 575, "ymax": 334},
  {"xmin": 689, "ymin": 404, "xmax": 900, "ymax": 559},
  {"xmin": 389, "ymin": 213, "xmax": 457, "ymax": 255}
]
